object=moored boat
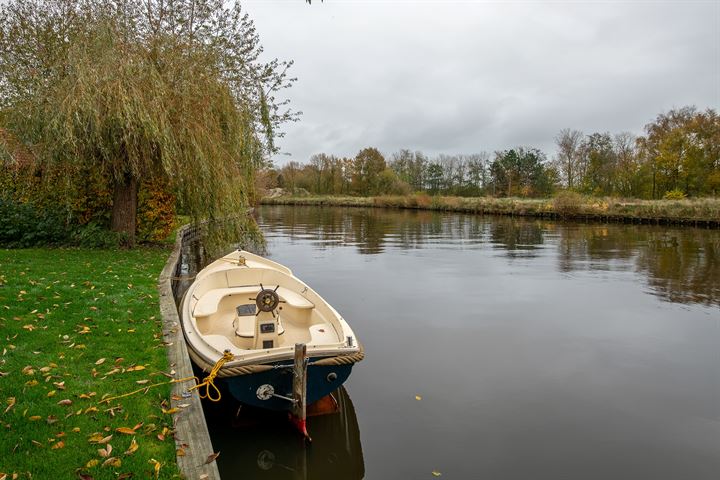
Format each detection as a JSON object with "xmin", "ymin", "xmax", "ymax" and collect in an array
[{"xmin": 180, "ymin": 250, "xmax": 363, "ymax": 431}]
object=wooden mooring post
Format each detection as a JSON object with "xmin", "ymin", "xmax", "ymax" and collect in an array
[{"xmin": 291, "ymin": 343, "xmax": 311, "ymax": 441}]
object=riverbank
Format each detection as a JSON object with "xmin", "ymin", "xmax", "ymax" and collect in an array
[
  {"xmin": 261, "ymin": 194, "xmax": 720, "ymax": 227},
  {"xmin": 0, "ymin": 248, "xmax": 178, "ymax": 479}
]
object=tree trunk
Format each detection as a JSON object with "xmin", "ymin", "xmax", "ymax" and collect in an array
[{"xmin": 111, "ymin": 174, "xmax": 138, "ymax": 248}]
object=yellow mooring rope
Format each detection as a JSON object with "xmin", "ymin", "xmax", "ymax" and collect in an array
[
  {"xmin": 99, "ymin": 376, "xmax": 197, "ymax": 405},
  {"xmin": 187, "ymin": 350, "xmax": 234, "ymax": 402}
]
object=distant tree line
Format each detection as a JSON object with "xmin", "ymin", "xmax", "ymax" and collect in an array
[{"xmin": 268, "ymin": 106, "xmax": 719, "ymax": 199}]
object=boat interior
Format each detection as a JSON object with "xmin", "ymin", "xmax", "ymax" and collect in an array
[{"xmin": 187, "ymin": 261, "xmax": 345, "ymax": 353}]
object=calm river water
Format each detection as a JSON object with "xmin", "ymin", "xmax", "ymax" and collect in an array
[{"xmin": 203, "ymin": 205, "xmax": 719, "ymax": 480}]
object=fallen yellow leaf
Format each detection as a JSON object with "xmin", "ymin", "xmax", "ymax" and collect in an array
[
  {"xmin": 149, "ymin": 458, "xmax": 161, "ymax": 478},
  {"xmin": 124, "ymin": 437, "xmax": 138, "ymax": 456},
  {"xmin": 86, "ymin": 459, "xmax": 99, "ymax": 468},
  {"xmin": 4, "ymin": 397, "xmax": 15, "ymax": 414}
]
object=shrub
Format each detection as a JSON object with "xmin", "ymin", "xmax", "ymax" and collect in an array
[
  {"xmin": 663, "ymin": 189, "xmax": 687, "ymax": 200},
  {"xmin": 0, "ymin": 197, "xmax": 126, "ymax": 248},
  {"xmin": 0, "ymin": 197, "xmax": 71, "ymax": 247},
  {"xmin": 71, "ymin": 222, "xmax": 124, "ymax": 248},
  {"xmin": 553, "ymin": 190, "xmax": 584, "ymax": 217}
]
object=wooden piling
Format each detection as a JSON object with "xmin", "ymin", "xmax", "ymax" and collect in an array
[{"xmin": 291, "ymin": 343, "xmax": 310, "ymax": 441}]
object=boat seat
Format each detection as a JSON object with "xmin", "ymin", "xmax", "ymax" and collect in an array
[
  {"xmin": 308, "ymin": 324, "xmax": 339, "ymax": 345},
  {"xmin": 193, "ymin": 286, "xmax": 259, "ymax": 318},
  {"xmin": 201, "ymin": 334, "xmax": 238, "ymax": 356},
  {"xmin": 234, "ymin": 315, "xmax": 285, "ymax": 338},
  {"xmin": 194, "ymin": 286, "xmax": 315, "ymax": 318},
  {"xmin": 275, "ymin": 287, "xmax": 315, "ymax": 309}
]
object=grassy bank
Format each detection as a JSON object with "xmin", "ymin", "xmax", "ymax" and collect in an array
[
  {"xmin": 0, "ymin": 248, "xmax": 179, "ymax": 479},
  {"xmin": 261, "ymin": 194, "xmax": 720, "ymax": 227}
]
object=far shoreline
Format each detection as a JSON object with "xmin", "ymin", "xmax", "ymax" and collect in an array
[{"xmin": 260, "ymin": 194, "xmax": 720, "ymax": 229}]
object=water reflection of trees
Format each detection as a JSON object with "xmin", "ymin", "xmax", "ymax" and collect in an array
[
  {"xmin": 556, "ymin": 224, "xmax": 720, "ymax": 306},
  {"xmin": 260, "ymin": 206, "xmax": 494, "ymax": 254},
  {"xmin": 487, "ymin": 219, "xmax": 545, "ymax": 257},
  {"xmin": 259, "ymin": 206, "xmax": 720, "ymax": 307}
]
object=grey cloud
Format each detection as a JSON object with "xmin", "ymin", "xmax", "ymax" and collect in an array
[{"xmin": 244, "ymin": 0, "xmax": 719, "ymax": 164}]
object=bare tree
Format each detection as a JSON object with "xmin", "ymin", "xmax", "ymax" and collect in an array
[{"xmin": 554, "ymin": 128, "xmax": 583, "ymax": 189}]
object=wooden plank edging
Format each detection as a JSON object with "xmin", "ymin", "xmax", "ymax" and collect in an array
[{"xmin": 158, "ymin": 225, "xmax": 221, "ymax": 479}]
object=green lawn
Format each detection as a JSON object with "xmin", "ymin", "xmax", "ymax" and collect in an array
[{"xmin": 0, "ymin": 248, "xmax": 179, "ymax": 479}]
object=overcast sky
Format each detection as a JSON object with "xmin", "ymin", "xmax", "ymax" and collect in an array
[{"xmin": 242, "ymin": 0, "xmax": 719, "ymax": 165}]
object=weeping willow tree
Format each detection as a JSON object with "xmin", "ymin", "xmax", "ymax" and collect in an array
[{"xmin": 0, "ymin": 0, "xmax": 296, "ymax": 247}]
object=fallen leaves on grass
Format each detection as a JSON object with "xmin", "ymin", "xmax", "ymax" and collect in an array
[
  {"xmin": 57, "ymin": 399, "xmax": 73, "ymax": 406},
  {"xmin": 98, "ymin": 444, "xmax": 112, "ymax": 458},
  {"xmin": 149, "ymin": 459, "xmax": 161, "ymax": 478},
  {"xmin": 102, "ymin": 457, "xmax": 121, "ymax": 468},
  {"xmin": 88, "ymin": 433, "xmax": 112, "ymax": 444},
  {"xmin": 4, "ymin": 397, "xmax": 15, "ymax": 414},
  {"xmin": 156, "ymin": 427, "xmax": 170, "ymax": 441},
  {"xmin": 124, "ymin": 437, "xmax": 138, "ymax": 456},
  {"xmin": 115, "ymin": 423, "xmax": 142, "ymax": 435}
]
